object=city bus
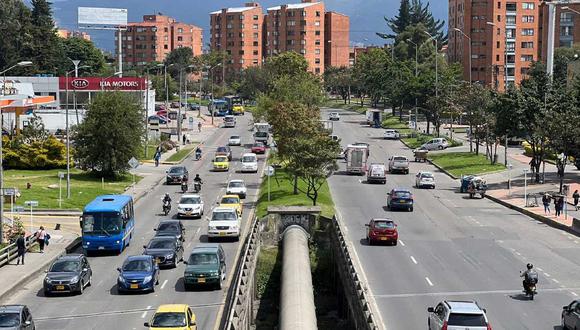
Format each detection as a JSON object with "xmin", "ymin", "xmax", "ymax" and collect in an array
[
  {"xmin": 80, "ymin": 195, "xmax": 135, "ymax": 254},
  {"xmin": 211, "ymin": 99, "xmax": 229, "ymax": 116}
]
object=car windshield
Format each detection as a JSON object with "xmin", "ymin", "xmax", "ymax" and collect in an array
[
  {"xmin": 169, "ymin": 167, "xmax": 185, "ymax": 174},
  {"xmin": 158, "ymin": 223, "xmax": 179, "ymax": 232},
  {"xmin": 0, "ymin": 313, "xmax": 19, "ymax": 327},
  {"xmin": 229, "ymin": 181, "xmax": 244, "ymax": 188},
  {"xmin": 148, "ymin": 239, "xmax": 175, "ymax": 249},
  {"xmin": 393, "ymin": 191, "xmax": 411, "ymax": 198},
  {"xmin": 215, "ymin": 156, "xmax": 228, "ymax": 162},
  {"xmin": 221, "ymin": 197, "xmax": 239, "ymax": 204},
  {"xmin": 393, "ymin": 157, "xmax": 407, "ymax": 161},
  {"xmin": 253, "ymin": 142, "xmax": 264, "ymax": 147},
  {"xmin": 82, "ymin": 212, "xmax": 122, "ymax": 236},
  {"xmin": 180, "ymin": 197, "xmax": 201, "ymax": 204},
  {"xmin": 374, "ymin": 221, "xmax": 395, "ymax": 229},
  {"xmin": 242, "ymin": 156, "xmax": 256, "ymax": 162},
  {"xmin": 188, "ymin": 253, "xmax": 219, "ymax": 265},
  {"xmin": 447, "ymin": 313, "xmax": 487, "ymax": 326},
  {"xmin": 50, "ymin": 260, "xmax": 80, "ymax": 272},
  {"xmin": 150, "ymin": 312, "xmax": 186, "ymax": 327},
  {"xmin": 212, "ymin": 212, "xmax": 237, "ymax": 221},
  {"xmin": 122, "ymin": 259, "xmax": 152, "ymax": 272},
  {"xmin": 255, "ymin": 132, "xmax": 268, "ymax": 138}
]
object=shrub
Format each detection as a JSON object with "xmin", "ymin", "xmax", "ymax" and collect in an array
[{"xmin": 3, "ymin": 135, "xmax": 67, "ymax": 170}]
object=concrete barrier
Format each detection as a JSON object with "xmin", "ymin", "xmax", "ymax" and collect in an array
[{"xmin": 572, "ymin": 217, "xmax": 580, "ymax": 235}]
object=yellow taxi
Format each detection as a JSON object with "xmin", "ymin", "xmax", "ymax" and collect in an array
[
  {"xmin": 212, "ymin": 155, "xmax": 230, "ymax": 172},
  {"xmin": 219, "ymin": 194, "xmax": 243, "ymax": 216},
  {"xmin": 232, "ymin": 105, "xmax": 245, "ymax": 115},
  {"xmin": 145, "ymin": 304, "xmax": 196, "ymax": 330}
]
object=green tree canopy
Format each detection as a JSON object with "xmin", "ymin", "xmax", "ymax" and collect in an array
[
  {"xmin": 29, "ymin": 0, "xmax": 66, "ymax": 75},
  {"xmin": 61, "ymin": 37, "xmax": 106, "ymax": 75},
  {"xmin": 0, "ymin": 0, "xmax": 34, "ymax": 74}
]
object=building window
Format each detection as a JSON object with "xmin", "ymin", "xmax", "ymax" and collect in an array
[
  {"xmin": 239, "ymin": 50, "xmax": 244, "ymax": 55},
  {"xmin": 178, "ymin": 28, "xmax": 183, "ymax": 33},
  {"xmin": 240, "ymin": 59, "xmax": 244, "ymax": 64},
  {"xmin": 561, "ymin": 12, "xmax": 573, "ymax": 23},
  {"xmin": 522, "ymin": 15, "xmax": 535, "ymax": 23},
  {"xmin": 521, "ymin": 55, "xmax": 533, "ymax": 61},
  {"xmin": 497, "ymin": 41, "xmax": 500, "ymax": 48},
  {"xmin": 521, "ymin": 41, "xmax": 534, "ymax": 48},
  {"xmin": 315, "ymin": 21, "xmax": 321, "ymax": 26},
  {"xmin": 253, "ymin": 41, "xmax": 259, "ymax": 46},
  {"xmin": 253, "ymin": 50, "xmax": 259, "ymax": 55},
  {"xmin": 522, "ymin": 2, "xmax": 534, "ymax": 9},
  {"xmin": 316, "ymin": 11, "xmax": 321, "ymax": 17},
  {"xmin": 287, "ymin": 40, "xmax": 294, "ymax": 45},
  {"xmin": 240, "ymin": 41, "xmax": 245, "ymax": 46},
  {"xmin": 164, "ymin": 44, "xmax": 168, "ymax": 49},
  {"xmin": 496, "ymin": 54, "xmax": 500, "ymax": 61},
  {"xmin": 287, "ymin": 20, "xmax": 296, "ymax": 26},
  {"xmin": 227, "ymin": 15, "xmax": 233, "ymax": 20},
  {"xmin": 177, "ymin": 36, "xmax": 183, "ymax": 41},
  {"xmin": 240, "ymin": 15, "xmax": 244, "ymax": 20},
  {"xmin": 151, "ymin": 27, "xmax": 157, "ymax": 32},
  {"xmin": 315, "ymin": 58, "xmax": 321, "ymax": 64},
  {"xmin": 253, "ymin": 32, "xmax": 259, "ymax": 38},
  {"xmin": 315, "ymin": 30, "xmax": 321, "ymax": 36},
  {"xmin": 506, "ymin": 2, "xmax": 516, "ymax": 11},
  {"xmin": 315, "ymin": 49, "xmax": 321, "ymax": 55},
  {"xmin": 506, "ymin": 28, "xmax": 515, "ymax": 38},
  {"xmin": 506, "ymin": 42, "xmax": 515, "ymax": 51},
  {"xmin": 315, "ymin": 39, "xmax": 321, "ymax": 45},
  {"xmin": 506, "ymin": 16, "xmax": 516, "ymax": 24},
  {"xmin": 253, "ymin": 15, "xmax": 259, "ymax": 20},
  {"xmin": 521, "ymin": 67, "xmax": 530, "ymax": 75},
  {"xmin": 315, "ymin": 68, "xmax": 321, "ymax": 74},
  {"xmin": 561, "ymin": 26, "xmax": 573, "ymax": 36},
  {"xmin": 521, "ymin": 29, "xmax": 534, "ymax": 36},
  {"xmin": 253, "ymin": 24, "xmax": 259, "ymax": 29},
  {"xmin": 253, "ymin": 59, "xmax": 259, "ymax": 65}
]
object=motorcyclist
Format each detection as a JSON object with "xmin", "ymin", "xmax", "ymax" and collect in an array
[
  {"xmin": 520, "ymin": 263, "xmax": 538, "ymax": 293},
  {"xmin": 163, "ymin": 193, "xmax": 172, "ymax": 205},
  {"xmin": 193, "ymin": 174, "xmax": 203, "ymax": 184},
  {"xmin": 195, "ymin": 146, "xmax": 202, "ymax": 160}
]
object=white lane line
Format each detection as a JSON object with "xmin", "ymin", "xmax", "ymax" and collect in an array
[
  {"xmin": 537, "ymin": 267, "xmax": 543, "ymax": 271},
  {"xmin": 410, "ymin": 256, "xmax": 418, "ymax": 264},
  {"xmin": 572, "ymin": 292, "xmax": 579, "ymax": 297},
  {"xmin": 425, "ymin": 277, "xmax": 434, "ymax": 286},
  {"xmin": 141, "ymin": 306, "xmax": 151, "ymax": 318},
  {"xmin": 544, "ymin": 272, "xmax": 551, "ymax": 278},
  {"xmin": 399, "ymin": 240, "xmax": 405, "ymax": 246},
  {"xmin": 160, "ymin": 279, "xmax": 168, "ymax": 289},
  {"xmin": 553, "ymin": 279, "xmax": 560, "ymax": 284}
]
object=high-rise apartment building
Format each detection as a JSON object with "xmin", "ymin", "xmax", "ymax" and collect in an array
[
  {"xmin": 57, "ymin": 29, "xmax": 91, "ymax": 41},
  {"xmin": 539, "ymin": 2, "xmax": 580, "ymax": 64},
  {"xmin": 448, "ymin": 0, "xmax": 541, "ymax": 91},
  {"xmin": 210, "ymin": 3, "xmax": 264, "ymax": 75},
  {"xmin": 325, "ymin": 12, "xmax": 350, "ymax": 67},
  {"xmin": 117, "ymin": 14, "xmax": 203, "ymax": 68}
]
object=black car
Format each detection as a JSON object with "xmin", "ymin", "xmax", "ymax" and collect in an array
[
  {"xmin": 166, "ymin": 166, "xmax": 189, "ymax": 184},
  {"xmin": 154, "ymin": 220, "xmax": 185, "ymax": 242},
  {"xmin": 216, "ymin": 146, "xmax": 233, "ymax": 161},
  {"xmin": 0, "ymin": 305, "xmax": 34, "ymax": 330},
  {"xmin": 43, "ymin": 254, "xmax": 92, "ymax": 296},
  {"xmin": 143, "ymin": 236, "xmax": 184, "ymax": 268}
]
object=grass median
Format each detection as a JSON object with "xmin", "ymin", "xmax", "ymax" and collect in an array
[
  {"xmin": 429, "ymin": 152, "xmax": 505, "ymax": 177},
  {"xmin": 323, "ymin": 99, "xmax": 367, "ymax": 113},
  {"xmin": 4, "ymin": 169, "xmax": 141, "ymax": 210},
  {"xmin": 166, "ymin": 145, "xmax": 195, "ymax": 162}
]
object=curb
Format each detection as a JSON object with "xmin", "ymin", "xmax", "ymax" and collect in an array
[
  {"xmin": 132, "ymin": 174, "xmax": 167, "ymax": 205},
  {"xmin": 426, "ymin": 159, "xmax": 459, "ymax": 180},
  {"xmin": 0, "ymin": 236, "xmax": 82, "ymax": 303}
]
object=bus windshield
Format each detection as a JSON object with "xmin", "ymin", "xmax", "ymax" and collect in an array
[{"xmin": 82, "ymin": 212, "xmax": 122, "ymax": 236}]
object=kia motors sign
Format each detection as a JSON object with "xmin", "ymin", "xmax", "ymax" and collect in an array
[{"xmin": 59, "ymin": 77, "xmax": 146, "ymax": 91}]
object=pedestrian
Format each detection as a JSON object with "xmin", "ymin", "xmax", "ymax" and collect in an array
[
  {"xmin": 198, "ymin": 121, "xmax": 202, "ymax": 132},
  {"xmin": 16, "ymin": 233, "xmax": 26, "ymax": 265},
  {"xmin": 573, "ymin": 190, "xmax": 580, "ymax": 211},
  {"xmin": 154, "ymin": 150, "xmax": 161, "ymax": 167},
  {"xmin": 542, "ymin": 193, "xmax": 551, "ymax": 215},
  {"xmin": 35, "ymin": 226, "xmax": 46, "ymax": 253},
  {"xmin": 529, "ymin": 158, "xmax": 536, "ymax": 174},
  {"xmin": 555, "ymin": 196, "xmax": 563, "ymax": 217},
  {"xmin": 182, "ymin": 133, "xmax": 186, "ymax": 145}
]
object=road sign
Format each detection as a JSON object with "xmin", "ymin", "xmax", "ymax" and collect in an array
[
  {"xmin": 2, "ymin": 188, "xmax": 17, "ymax": 196},
  {"xmin": 58, "ymin": 172, "xmax": 65, "ymax": 179},
  {"xmin": 24, "ymin": 201, "xmax": 38, "ymax": 207},
  {"xmin": 15, "ymin": 206, "xmax": 24, "ymax": 212},
  {"xmin": 128, "ymin": 157, "xmax": 139, "ymax": 169},
  {"xmin": 266, "ymin": 166, "xmax": 275, "ymax": 177}
]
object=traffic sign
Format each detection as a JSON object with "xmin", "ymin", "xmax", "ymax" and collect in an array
[
  {"xmin": 58, "ymin": 172, "xmax": 65, "ymax": 179},
  {"xmin": 2, "ymin": 188, "xmax": 17, "ymax": 196},
  {"xmin": 24, "ymin": 201, "xmax": 38, "ymax": 207},
  {"xmin": 266, "ymin": 166, "xmax": 275, "ymax": 177},
  {"xmin": 128, "ymin": 157, "xmax": 140, "ymax": 169}
]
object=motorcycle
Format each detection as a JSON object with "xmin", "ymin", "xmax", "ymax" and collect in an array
[
  {"xmin": 181, "ymin": 180, "xmax": 188, "ymax": 193},
  {"xmin": 193, "ymin": 181, "xmax": 202, "ymax": 193},
  {"xmin": 162, "ymin": 199, "xmax": 171, "ymax": 216},
  {"xmin": 521, "ymin": 271, "xmax": 538, "ymax": 300},
  {"xmin": 195, "ymin": 150, "xmax": 202, "ymax": 161}
]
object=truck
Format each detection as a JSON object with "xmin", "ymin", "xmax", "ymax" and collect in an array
[
  {"xmin": 254, "ymin": 123, "xmax": 271, "ymax": 145},
  {"xmin": 224, "ymin": 115, "xmax": 236, "ymax": 128},
  {"xmin": 365, "ymin": 109, "xmax": 384, "ymax": 128},
  {"xmin": 345, "ymin": 144, "xmax": 369, "ymax": 175},
  {"xmin": 224, "ymin": 95, "xmax": 245, "ymax": 115}
]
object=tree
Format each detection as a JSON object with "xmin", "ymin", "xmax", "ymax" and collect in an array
[
  {"xmin": 378, "ymin": 0, "xmax": 411, "ymax": 38},
  {"xmin": 150, "ymin": 74, "xmax": 178, "ymax": 102},
  {"xmin": 324, "ymin": 66, "xmax": 352, "ymax": 104},
  {"xmin": 236, "ymin": 66, "xmax": 270, "ymax": 100},
  {"xmin": 29, "ymin": 0, "xmax": 66, "ymax": 75},
  {"xmin": 61, "ymin": 37, "xmax": 106, "ymax": 75},
  {"xmin": 553, "ymin": 45, "xmax": 580, "ymax": 85},
  {"xmin": 165, "ymin": 47, "xmax": 194, "ymax": 80},
  {"xmin": 0, "ymin": 0, "xmax": 33, "ymax": 74},
  {"xmin": 457, "ymin": 83, "xmax": 493, "ymax": 155},
  {"xmin": 264, "ymin": 51, "xmax": 309, "ymax": 78},
  {"xmin": 20, "ymin": 114, "xmax": 48, "ymax": 144},
  {"xmin": 74, "ymin": 92, "xmax": 144, "ymax": 177},
  {"xmin": 353, "ymin": 48, "xmax": 392, "ymax": 107}
]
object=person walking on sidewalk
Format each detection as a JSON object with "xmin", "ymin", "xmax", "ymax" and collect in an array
[
  {"xmin": 573, "ymin": 190, "xmax": 580, "ymax": 211},
  {"xmin": 35, "ymin": 226, "xmax": 47, "ymax": 253},
  {"xmin": 542, "ymin": 194, "xmax": 551, "ymax": 215},
  {"xmin": 198, "ymin": 121, "xmax": 202, "ymax": 132},
  {"xmin": 555, "ymin": 196, "xmax": 563, "ymax": 217},
  {"xmin": 154, "ymin": 149, "xmax": 161, "ymax": 167},
  {"xmin": 529, "ymin": 158, "xmax": 536, "ymax": 174},
  {"xmin": 16, "ymin": 233, "xmax": 26, "ymax": 265}
]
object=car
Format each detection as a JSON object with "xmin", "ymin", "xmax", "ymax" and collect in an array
[
  {"xmin": 0, "ymin": 305, "xmax": 34, "ymax": 330},
  {"xmin": 219, "ymin": 195, "xmax": 243, "ymax": 217},
  {"xmin": 228, "ymin": 135, "xmax": 242, "ymax": 146},
  {"xmin": 177, "ymin": 194, "xmax": 204, "ymax": 218},
  {"xmin": 226, "ymin": 179, "xmax": 247, "ymax": 199},
  {"xmin": 384, "ymin": 129, "xmax": 400, "ymax": 140},
  {"xmin": 388, "ymin": 155, "xmax": 410, "ymax": 174},
  {"xmin": 251, "ymin": 142, "xmax": 266, "ymax": 154},
  {"xmin": 216, "ymin": 146, "xmax": 232, "ymax": 161},
  {"xmin": 367, "ymin": 163, "xmax": 387, "ymax": 184},
  {"xmin": 387, "ymin": 188, "xmax": 414, "ymax": 211},
  {"xmin": 428, "ymin": 300, "xmax": 491, "ymax": 330},
  {"xmin": 116, "ymin": 255, "xmax": 160, "ymax": 293},
  {"xmin": 183, "ymin": 244, "xmax": 226, "ymax": 290},
  {"xmin": 143, "ymin": 236, "xmax": 184, "ymax": 268},
  {"xmin": 154, "ymin": 220, "xmax": 185, "ymax": 242},
  {"xmin": 421, "ymin": 138, "xmax": 449, "ymax": 151},
  {"xmin": 207, "ymin": 207, "xmax": 240, "ymax": 241},
  {"xmin": 145, "ymin": 304, "xmax": 197, "ymax": 330},
  {"xmin": 212, "ymin": 155, "xmax": 230, "ymax": 172},
  {"xmin": 156, "ymin": 108, "xmax": 168, "ymax": 116},
  {"xmin": 189, "ymin": 103, "xmax": 201, "ymax": 111},
  {"xmin": 329, "ymin": 112, "xmax": 340, "ymax": 121},
  {"xmin": 155, "ymin": 104, "xmax": 166, "ymax": 112},
  {"xmin": 562, "ymin": 299, "xmax": 580, "ymax": 329},
  {"xmin": 166, "ymin": 166, "xmax": 189, "ymax": 184},
  {"xmin": 240, "ymin": 153, "xmax": 258, "ymax": 173},
  {"xmin": 416, "ymin": 171, "xmax": 436, "ymax": 189},
  {"xmin": 148, "ymin": 115, "xmax": 170, "ymax": 125},
  {"xmin": 366, "ymin": 219, "xmax": 398, "ymax": 245},
  {"xmin": 43, "ymin": 254, "xmax": 92, "ymax": 296},
  {"xmin": 170, "ymin": 101, "xmax": 180, "ymax": 108}
]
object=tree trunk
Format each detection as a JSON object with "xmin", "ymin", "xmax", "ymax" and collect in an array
[
  {"xmin": 426, "ymin": 121, "xmax": 430, "ymax": 135},
  {"xmin": 469, "ymin": 123, "xmax": 473, "ymax": 153},
  {"xmin": 293, "ymin": 175, "xmax": 298, "ymax": 195}
]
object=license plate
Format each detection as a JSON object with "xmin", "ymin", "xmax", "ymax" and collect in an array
[
  {"xmin": 98, "ymin": 246, "xmax": 104, "ymax": 250},
  {"xmin": 130, "ymin": 284, "xmax": 138, "ymax": 289},
  {"xmin": 56, "ymin": 285, "xmax": 65, "ymax": 290},
  {"xmin": 186, "ymin": 212, "xmax": 191, "ymax": 215},
  {"xmin": 399, "ymin": 200, "xmax": 406, "ymax": 203},
  {"xmin": 380, "ymin": 237, "xmax": 388, "ymax": 241},
  {"xmin": 219, "ymin": 232, "xmax": 226, "ymax": 236},
  {"xmin": 198, "ymin": 278, "xmax": 206, "ymax": 283}
]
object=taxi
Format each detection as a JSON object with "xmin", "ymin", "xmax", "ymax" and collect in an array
[
  {"xmin": 212, "ymin": 155, "xmax": 230, "ymax": 172},
  {"xmin": 219, "ymin": 195, "xmax": 243, "ymax": 217},
  {"xmin": 232, "ymin": 105, "xmax": 245, "ymax": 115},
  {"xmin": 145, "ymin": 304, "xmax": 196, "ymax": 330}
]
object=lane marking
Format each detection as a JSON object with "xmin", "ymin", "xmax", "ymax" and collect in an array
[
  {"xmin": 425, "ymin": 277, "xmax": 434, "ymax": 286},
  {"xmin": 160, "ymin": 280, "xmax": 168, "ymax": 289},
  {"xmin": 537, "ymin": 267, "xmax": 543, "ymax": 271},
  {"xmin": 399, "ymin": 240, "xmax": 405, "ymax": 246},
  {"xmin": 373, "ymin": 286, "xmax": 580, "ymax": 299},
  {"xmin": 141, "ymin": 306, "xmax": 151, "ymax": 319},
  {"xmin": 553, "ymin": 279, "xmax": 560, "ymax": 284},
  {"xmin": 544, "ymin": 272, "xmax": 551, "ymax": 277},
  {"xmin": 515, "ymin": 252, "xmax": 521, "ymax": 256},
  {"xmin": 410, "ymin": 256, "xmax": 418, "ymax": 264},
  {"xmin": 572, "ymin": 292, "xmax": 578, "ymax": 297}
]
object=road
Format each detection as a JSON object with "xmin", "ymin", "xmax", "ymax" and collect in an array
[
  {"xmin": 325, "ymin": 108, "xmax": 580, "ymax": 330},
  {"xmin": 5, "ymin": 115, "xmax": 264, "ymax": 330}
]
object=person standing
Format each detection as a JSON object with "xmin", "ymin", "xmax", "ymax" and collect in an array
[
  {"xmin": 542, "ymin": 194, "xmax": 551, "ymax": 215},
  {"xmin": 35, "ymin": 226, "xmax": 46, "ymax": 253},
  {"xmin": 555, "ymin": 196, "xmax": 563, "ymax": 217},
  {"xmin": 154, "ymin": 149, "xmax": 161, "ymax": 167},
  {"xmin": 198, "ymin": 121, "xmax": 202, "ymax": 132},
  {"xmin": 16, "ymin": 233, "xmax": 26, "ymax": 265},
  {"xmin": 573, "ymin": 190, "xmax": 580, "ymax": 211}
]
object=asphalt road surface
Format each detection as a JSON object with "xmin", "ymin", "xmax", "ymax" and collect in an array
[
  {"xmin": 325, "ymin": 108, "xmax": 580, "ymax": 330},
  {"xmin": 6, "ymin": 115, "xmax": 265, "ymax": 330}
]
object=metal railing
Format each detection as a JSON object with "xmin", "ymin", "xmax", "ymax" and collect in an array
[{"xmin": 0, "ymin": 235, "xmax": 37, "ymax": 268}]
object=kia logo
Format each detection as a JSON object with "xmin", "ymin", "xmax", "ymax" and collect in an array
[{"xmin": 71, "ymin": 79, "xmax": 89, "ymax": 89}]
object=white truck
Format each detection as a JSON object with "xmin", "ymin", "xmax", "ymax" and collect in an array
[
  {"xmin": 365, "ymin": 109, "xmax": 384, "ymax": 128},
  {"xmin": 254, "ymin": 122, "xmax": 271, "ymax": 145},
  {"xmin": 346, "ymin": 144, "xmax": 369, "ymax": 175}
]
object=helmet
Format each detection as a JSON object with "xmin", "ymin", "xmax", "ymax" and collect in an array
[
  {"xmin": 526, "ymin": 263, "xmax": 533, "ymax": 270},
  {"xmin": 195, "ymin": 174, "xmax": 200, "ymax": 178},
  {"xmin": 165, "ymin": 193, "xmax": 170, "ymax": 198}
]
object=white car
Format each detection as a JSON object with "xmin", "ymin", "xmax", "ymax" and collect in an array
[
  {"xmin": 228, "ymin": 135, "xmax": 241, "ymax": 146},
  {"xmin": 177, "ymin": 194, "xmax": 204, "ymax": 218},
  {"xmin": 207, "ymin": 207, "xmax": 240, "ymax": 240},
  {"xmin": 415, "ymin": 171, "xmax": 435, "ymax": 189},
  {"xmin": 428, "ymin": 300, "xmax": 491, "ymax": 330},
  {"xmin": 384, "ymin": 129, "xmax": 400, "ymax": 140},
  {"xmin": 329, "ymin": 112, "xmax": 340, "ymax": 121},
  {"xmin": 226, "ymin": 179, "xmax": 247, "ymax": 199},
  {"xmin": 240, "ymin": 153, "xmax": 258, "ymax": 173}
]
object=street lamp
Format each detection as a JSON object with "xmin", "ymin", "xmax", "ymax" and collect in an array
[
  {"xmin": 0, "ymin": 60, "xmax": 33, "ymax": 245},
  {"xmin": 452, "ymin": 28, "xmax": 472, "ymax": 84},
  {"xmin": 209, "ymin": 63, "xmax": 222, "ymax": 126},
  {"xmin": 178, "ymin": 64, "xmax": 195, "ymax": 146},
  {"xmin": 406, "ymin": 39, "xmax": 419, "ymax": 131},
  {"xmin": 158, "ymin": 63, "xmax": 174, "ymax": 110},
  {"xmin": 424, "ymin": 31, "xmax": 439, "ymax": 135}
]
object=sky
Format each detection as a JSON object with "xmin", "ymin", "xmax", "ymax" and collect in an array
[{"xmin": 41, "ymin": 0, "xmax": 448, "ymax": 52}]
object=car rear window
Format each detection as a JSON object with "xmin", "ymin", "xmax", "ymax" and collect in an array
[
  {"xmin": 393, "ymin": 191, "xmax": 411, "ymax": 198},
  {"xmin": 393, "ymin": 157, "xmax": 407, "ymax": 161},
  {"xmin": 217, "ymin": 147, "xmax": 228, "ymax": 152},
  {"xmin": 374, "ymin": 221, "xmax": 394, "ymax": 229},
  {"xmin": 242, "ymin": 156, "xmax": 256, "ymax": 162},
  {"xmin": 421, "ymin": 173, "xmax": 434, "ymax": 178},
  {"xmin": 448, "ymin": 313, "xmax": 487, "ymax": 326}
]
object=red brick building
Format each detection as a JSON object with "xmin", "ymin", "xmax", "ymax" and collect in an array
[
  {"xmin": 539, "ymin": 2, "xmax": 580, "ymax": 63},
  {"xmin": 325, "ymin": 11, "xmax": 350, "ymax": 68},
  {"xmin": 117, "ymin": 14, "xmax": 203, "ymax": 68},
  {"xmin": 57, "ymin": 29, "xmax": 91, "ymax": 41}
]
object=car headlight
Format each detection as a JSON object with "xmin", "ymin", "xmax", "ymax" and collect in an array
[
  {"xmin": 165, "ymin": 253, "xmax": 175, "ymax": 259},
  {"xmin": 143, "ymin": 275, "xmax": 153, "ymax": 284},
  {"xmin": 210, "ymin": 272, "xmax": 219, "ymax": 276},
  {"xmin": 231, "ymin": 225, "xmax": 239, "ymax": 230},
  {"xmin": 70, "ymin": 276, "xmax": 80, "ymax": 284},
  {"xmin": 209, "ymin": 225, "xmax": 217, "ymax": 230},
  {"xmin": 44, "ymin": 277, "xmax": 51, "ymax": 283},
  {"xmin": 117, "ymin": 276, "xmax": 125, "ymax": 284},
  {"xmin": 178, "ymin": 207, "xmax": 184, "ymax": 211}
]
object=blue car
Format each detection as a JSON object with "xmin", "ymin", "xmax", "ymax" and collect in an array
[
  {"xmin": 148, "ymin": 115, "xmax": 169, "ymax": 124},
  {"xmin": 116, "ymin": 255, "xmax": 159, "ymax": 294},
  {"xmin": 386, "ymin": 188, "xmax": 414, "ymax": 212}
]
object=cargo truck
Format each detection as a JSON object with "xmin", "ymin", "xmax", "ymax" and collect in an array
[{"xmin": 346, "ymin": 144, "xmax": 369, "ymax": 175}]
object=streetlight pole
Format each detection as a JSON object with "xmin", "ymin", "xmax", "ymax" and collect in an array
[
  {"xmin": 424, "ymin": 32, "xmax": 438, "ymax": 135},
  {"xmin": 406, "ymin": 39, "xmax": 419, "ymax": 132},
  {"xmin": 453, "ymin": 28, "xmax": 472, "ymax": 84},
  {"xmin": 209, "ymin": 63, "xmax": 222, "ymax": 126},
  {"xmin": 0, "ymin": 61, "xmax": 33, "ymax": 244}
]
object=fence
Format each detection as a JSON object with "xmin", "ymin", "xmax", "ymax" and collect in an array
[{"xmin": 0, "ymin": 235, "xmax": 37, "ymax": 268}]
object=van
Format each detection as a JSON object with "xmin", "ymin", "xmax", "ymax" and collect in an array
[
  {"xmin": 367, "ymin": 163, "xmax": 387, "ymax": 184},
  {"xmin": 241, "ymin": 153, "xmax": 258, "ymax": 173}
]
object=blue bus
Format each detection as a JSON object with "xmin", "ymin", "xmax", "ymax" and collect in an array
[
  {"xmin": 81, "ymin": 195, "xmax": 135, "ymax": 254},
  {"xmin": 211, "ymin": 99, "xmax": 229, "ymax": 116}
]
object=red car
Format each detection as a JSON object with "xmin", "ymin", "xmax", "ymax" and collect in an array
[
  {"xmin": 251, "ymin": 142, "xmax": 266, "ymax": 154},
  {"xmin": 365, "ymin": 218, "xmax": 398, "ymax": 245}
]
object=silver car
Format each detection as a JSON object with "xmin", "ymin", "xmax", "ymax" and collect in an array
[
  {"xmin": 420, "ymin": 138, "xmax": 449, "ymax": 150},
  {"xmin": 388, "ymin": 155, "xmax": 409, "ymax": 174},
  {"xmin": 428, "ymin": 300, "xmax": 490, "ymax": 330}
]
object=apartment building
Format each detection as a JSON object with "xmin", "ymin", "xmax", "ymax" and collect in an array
[
  {"xmin": 57, "ymin": 29, "xmax": 91, "ymax": 41},
  {"xmin": 210, "ymin": 3, "xmax": 264, "ymax": 75},
  {"xmin": 539, "ymin": 2, "xmax": 580, "ymax": 63},
  {"xmin": 117, "ymin": 14, "xmax": 203, "ymax": 68},
  {"xmin": 325, "ymin": 12, "xmax": 350, "ymax": 67},
  {"xmin": 448, "ymin": 0, "xmax": 541, "ymax": 91}
]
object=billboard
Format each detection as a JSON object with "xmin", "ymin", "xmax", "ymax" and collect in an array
[
  {"xmin": 78, "ymin": 7, "xmax": 128, "ymax": 26},
  {"xmin": 59, "ymin": 77, "xmax": 146, "ymax": 91}
]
